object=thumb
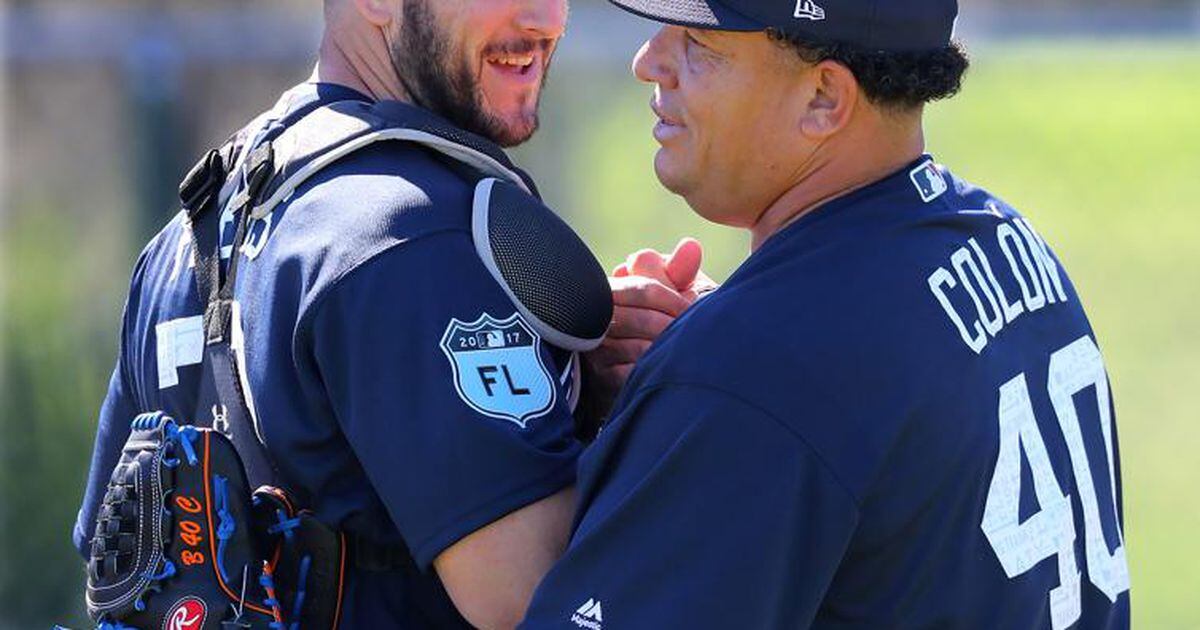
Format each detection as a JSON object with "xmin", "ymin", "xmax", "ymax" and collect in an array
[
  {"xmin": 665, "ymin": 238, "xmax": 703, "ymax": 291},
  {"xmin": 626, "ymin": 248, "xmax": 672, "ymax": 286}
]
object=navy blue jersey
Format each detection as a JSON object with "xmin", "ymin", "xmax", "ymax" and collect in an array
[
  {"xmin": 75, "ymin": 83, "xmax": 583, "ymax": 627},
  {"xmin": 522, "ymin": 156, "xmax": 1130, "ymax": 629}
]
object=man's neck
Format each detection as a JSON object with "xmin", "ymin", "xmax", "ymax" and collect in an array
[
  {"xmin": 749, "ymin": 124, "xmax": 925, "ymax": 252},
  {"xmin": 313, "ymin": 28, "xmax": 409, "ymax": 103}
]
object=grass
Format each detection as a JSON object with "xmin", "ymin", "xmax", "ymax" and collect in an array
[{"xmin": 529, "ymin": 41, "xmax": 1200, "ymax": 628}]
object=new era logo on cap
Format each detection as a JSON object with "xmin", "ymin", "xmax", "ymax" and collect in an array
[{"xmin": 794, "ymin": 0, "xmax": 826, "ymax": 21}]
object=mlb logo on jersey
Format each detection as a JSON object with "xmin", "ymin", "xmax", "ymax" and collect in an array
[
  {"xmin": 440, "ymin": 313, "xmax": 556, "ymax": 427},
  {"xmin": 910, "ymin": 160, "xmax": 949, "ymax": 203},
  {"xmin": 476, "ymin": 329, "xmax": 506, "ymax": 349}
]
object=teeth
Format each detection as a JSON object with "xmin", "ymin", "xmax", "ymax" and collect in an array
[{"xmin": 488, "ymin": 55, "xmax": 534, "ymax": 67}]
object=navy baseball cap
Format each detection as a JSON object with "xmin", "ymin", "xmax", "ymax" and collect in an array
[{"xmin": 609, "ymin": 0, "xmax": 958, "ymax": 51}]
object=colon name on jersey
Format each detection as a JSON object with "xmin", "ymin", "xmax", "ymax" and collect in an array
[{"xmin": 927, "ymin": 211, "xmax": 1068, "ymax": 355}]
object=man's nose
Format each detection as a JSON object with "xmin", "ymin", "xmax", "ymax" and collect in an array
[
  {"xmin": 632, "ymin": 26, "xmax": 677, "ymax": 88},
  {"xmin": 516, "ymin": 0, "xmax": 568, "ymax": 39}
]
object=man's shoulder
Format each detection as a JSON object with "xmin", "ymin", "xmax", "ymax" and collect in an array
[
  {"xmin": 126, "ymin": 211, "xmax": 194, "ymax": 297},
  {"xmin": 621, "ymin": 210, "xmax": 999, "ymax": 491},
  {"xmin": 660, "ymin": 238, "xmax": 938, "ymax": 372},
  {"xmin": 250, "ymin": 140, "xmax": 484, "ymax": 291},
  {"xmin": 637, "ymin": 281, "xmax": 869, "ymax": 404},
  {"xmin": 255, "ymin": 96, "xmax": 530, "ymax": 244},
  {"xmin": 121, "ymin": 138, "xmax": 479, "ymax": 298},
  {"xmin": 292, "ymin": 139, "xmax": 478, "ymax": 235},
  {"xmin": 651, "ymin": 179, "xmax": 1061, "ymax": 393}
]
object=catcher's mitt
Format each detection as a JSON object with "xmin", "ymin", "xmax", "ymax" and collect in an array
[{"xmin": 86, "ymin": 412, "xmax": 344, "ymax": 630}]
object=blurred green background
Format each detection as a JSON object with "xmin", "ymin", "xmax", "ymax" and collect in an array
[{"xmin": 2, "ymin": 1, "xmax": 1198, "ymax": 627}]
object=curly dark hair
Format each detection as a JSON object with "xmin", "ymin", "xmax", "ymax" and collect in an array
[{"xmin": 766, "ymin": 30, "xmax": 970, "ymax": 111}]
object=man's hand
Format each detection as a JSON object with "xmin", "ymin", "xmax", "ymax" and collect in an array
[
  {"xmin": 612, "ymin": 237, "xmax": 717, "ymax": 301},
  {"xmin": 583, "ymin": 239, "xmax": 717, "ymax": 423}
]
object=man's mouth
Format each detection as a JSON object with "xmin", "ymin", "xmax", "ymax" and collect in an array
[
  {"xmin": 651, "ymin": 99, "xmax": 686, "ymax": 143},
  {"xmin": 651, "ymin": 101, "xmax": 683, "ymax": 127},
  {"xmin": 483, "ymin": 41, "xmax": 548, "ymax": 81},
  {"xmin": 486, "ymin": 52, "xmax": 536, "ymax": 73}
]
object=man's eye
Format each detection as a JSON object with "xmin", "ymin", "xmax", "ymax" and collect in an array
[{"xmin": 684, "ymin": 32, "xmax": 707, "ymax": 50}]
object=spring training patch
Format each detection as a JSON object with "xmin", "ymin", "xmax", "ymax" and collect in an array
[{"xmin": 439, "ymin": 313, "xmax": 556, "ymax": 428}]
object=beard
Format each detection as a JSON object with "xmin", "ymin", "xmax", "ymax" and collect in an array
[{"xmin": 390, "ymin": 0, "xmax": 547, "ymax": 147}]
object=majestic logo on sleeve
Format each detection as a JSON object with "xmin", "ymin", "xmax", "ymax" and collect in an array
[
  {"xmin": 440, "ymin": 313, "xmax": 556, "ymax": 427},
  {"xmin": 571, "ymin": 598, "xmax": 604, "ymax": 629},
  {"xmin": 163, "ymin": 597, "xmax": 206, "ymax": 630}
]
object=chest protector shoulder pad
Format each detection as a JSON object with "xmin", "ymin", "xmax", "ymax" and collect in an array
[{"xmin": 250, "ymin": 99, "xmax": 612, "ymax": 350}]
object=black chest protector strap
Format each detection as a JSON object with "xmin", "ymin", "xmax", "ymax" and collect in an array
[
  {"xmin": 247, "ymin": 99, "xmax": 539, "ymax": 221},
  {"xmin": 180, "ymin": 138, "xmax": 277, "ymax": 490}
]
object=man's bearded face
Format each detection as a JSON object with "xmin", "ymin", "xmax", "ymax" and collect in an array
[{"xmin": 390, "ymin": 0, "xmax": 565, "ymax": 147}]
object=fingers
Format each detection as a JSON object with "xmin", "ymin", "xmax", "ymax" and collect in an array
[
  {"xmin": 587, "ymin": 360, "xmax": 635, "ymax": 390},
  {"xmin": 665, "ymin": 238, "xmax": 703, "ymax": 291},
  {"xmin": 588, "ymin": 338, "xmax": 653, "ymax": 366},
  {"xmin": 625, "ymin": 248, "xmax": 672, "ymax": 286},
  {"xmin": 688, "ymin": 268, "xmax": 719, "ymax": 298},
  {"xmin": 609, "ymin": 275, "xmax": 691, "ymax": 318},
  {"xmin": 608, "ymin": 304, "xmax": 676, "ymax": 340},
  {"xmin": 582, "ymin": 350, "xmax": 637, "ymax": 412},
  {"xmin": 607, "ymin": 364, "xmax": 635, "ymax": 385},
  {"xmin": 616, "ymin": 239, "xmax": 704, "ymax": 294}
]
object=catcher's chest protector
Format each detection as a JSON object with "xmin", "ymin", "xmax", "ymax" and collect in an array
[{"xmin": 84, "ymin": 100, "xmax": 611, "ymax": 630}]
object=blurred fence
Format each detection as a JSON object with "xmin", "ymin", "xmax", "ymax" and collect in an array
[{"xmin": 958, "ymin": 4, "xmax": 1200, "ymax": 39}]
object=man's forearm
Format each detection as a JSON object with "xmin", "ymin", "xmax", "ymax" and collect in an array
[{"xmin": 433, "ymin": 487, "xmax": 576, "ymax": 629}]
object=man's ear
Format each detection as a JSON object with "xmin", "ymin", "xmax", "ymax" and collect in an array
[
  {"xmin": 353, "ymin": 0, "xmax": 396, "ymax": 27},
  {"xmin": 798, "ymin": 60, "xmax": 859, "ymax": 139}
]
